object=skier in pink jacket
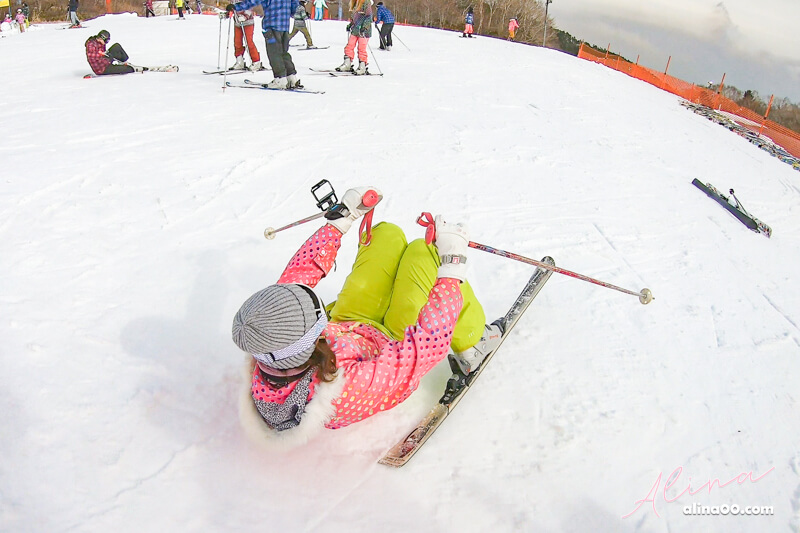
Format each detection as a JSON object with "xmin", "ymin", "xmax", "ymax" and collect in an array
[{"xmin": 233, "ymin": 186, "xmax": 503, "ymax": 448}]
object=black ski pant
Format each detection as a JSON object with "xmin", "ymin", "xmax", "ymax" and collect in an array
[
  {"xmin": 102, "ymin": 43, "xmax": 135, "ymax": 75},
  {"xmin": 145, "ymin": 6, "xmax": 155, "ymax": 16},
  {"xmin": 379, "ymin": 22, "xmax": 393, "ymax": 49},
  {"xmin": 263, "ymin": 29, "xmax": 295, "ymax": 78}
]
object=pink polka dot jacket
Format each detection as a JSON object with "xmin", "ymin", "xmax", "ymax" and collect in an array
[{"xmin": 248, "ymin": 224, "xmax": 464, "ymax": 435}]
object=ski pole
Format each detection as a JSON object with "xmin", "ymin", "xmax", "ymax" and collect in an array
[
  {"xmin": 391, "ymin": 28, "xmax": 410, "ymax": 51},
  {"xmin": 367, "ymin": 39, "xmax": 383, "ymax": 74},
  {"xmin": 222, "ymin": 12, "xmax": 232, "ymax": 90},
  {"xmin": 265, "ymin": 189, "xmax": 382, "ymax": 242},
  {"xmin": 217, "ymin": 12, "xmax": 223, "ymax": 69},
  {"xmin": 265, "ymin": 211, "xmax": 326, "ymax": 239},
  {"xmin": 375, "ymin": 22, "xmax": 386, "ymax": 49},
  {"xmin": 416, "ymin": 212, "xmax": 654, "ymax": 305}
]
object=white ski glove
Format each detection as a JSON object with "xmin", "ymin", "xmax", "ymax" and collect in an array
[
  {"xmin": 434, "ymin": 215, "xmax": 469, "ymax": 281},
  {"xmin": 326, "ymin": 186, "xmax": 383, "ymax": 235}
]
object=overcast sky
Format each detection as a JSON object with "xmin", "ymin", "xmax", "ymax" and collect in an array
[{"xmin": 552, "ymin": 0, "xmax": 800, "ymax": 102}]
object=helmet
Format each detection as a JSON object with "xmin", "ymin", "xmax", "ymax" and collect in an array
[
  {"xmin": 97, "ymin": 29, "xmax": 110, "ymax": 41},
  {"xmin": 17, "ymin": 8, "xmax": 22, "ymax": 11}
]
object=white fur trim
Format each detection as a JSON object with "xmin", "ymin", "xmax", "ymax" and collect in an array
[{"xmin": 238, "ymin": 355, "xmax": 345, "ymax": 451}]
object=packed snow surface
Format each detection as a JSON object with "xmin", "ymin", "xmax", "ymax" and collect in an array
[{"xmin": 2, "ymin": 13, "xmax": 799, "ymax": 533}]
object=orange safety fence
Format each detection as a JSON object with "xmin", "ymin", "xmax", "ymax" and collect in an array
[{"xmin": 578, "ymin": 43, "xmax": 800, "ymax": 159}]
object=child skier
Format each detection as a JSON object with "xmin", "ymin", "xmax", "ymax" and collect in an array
[
  {"xmin": 508, "ymin": 17, "xmax": 519, "ymax": 40},
  {"xmin": 335, "ymin": 0, "xmax": 372, "ymax": 75},
  {"xmin": 15, "ymin": 8, "xmax": 25, "ymax": 32},
  {"xmin": 288, "ymin": 0, "xmax": 314, "ymax": 48},
  {"xmin": 233, "ymin": 186, "xmax": 503, "ymax": 446},
  {"xmin": 312, "ymin": 0, "xmax": 326, "ymax": 20},
  {"xmin": 227, "ymin": 6, "xmax": 262, "ymax": 71},
  {"xmin": 227, "ymin": 0, "xmax": 301, "ymax": 89},
  {"xmin": 463, "ymin": 6, "xmax": 474, "ymax": 37},
  {"xmin": 374, "ymin": 1, "xmax": 393, "ymax": 50}
]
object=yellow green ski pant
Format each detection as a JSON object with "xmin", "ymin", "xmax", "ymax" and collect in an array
[{"xmin": 328, "ymin": 222, "xmax": 485, "ymax": 353}]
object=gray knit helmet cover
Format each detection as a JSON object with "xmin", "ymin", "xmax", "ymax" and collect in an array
[{"xmin": 232, "ymin": 284, "xmax": 325, "ymax": 370}]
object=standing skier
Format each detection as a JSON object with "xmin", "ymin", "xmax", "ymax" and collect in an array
[
  {"xmin": 507, "ymin": 17, "xmax": 518, "ymax": 40},
  {"xmin": 15, "ymin": 8, "xmax": 25, "ymax": 31},
  {"xmin": 174, "ymin": 0, "xmax": 185, "ymax": 19},
  {"xmin": 335, "ymin": 0, "xmax": 372, "ymax": 75},
  {"xmin": 463, "ymin": 6, "xmax": 474, "ymax": 38},
  {"xmin": 374, "ymin": 1, "xmax": 393, "ymax": 50},
  {"xmin": 227, "ymin": 6, "xmax": 262, "ymax": 71},
  {"xmin": 144, "ymin": 0, "xmax": 155, "ymax": 17},
  {"xmin": 288, "ymin": 0, "xmax": 314, "ymax": 48},
  {"xmin": 312, "ymin": 0, "xmax": 325, "ymax": 20},
  {"xmin": 233, "ymin": 187, "xmax": 503, "ymax": 447},
  {"xmin": 228, "ymin": 0, "xmax": 301, "ymax": 89},
  {"xmin": 67, "ymin": 0, "xmax": 80, "ymax": 27}
]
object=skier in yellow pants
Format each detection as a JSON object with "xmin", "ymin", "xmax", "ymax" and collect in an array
[{"xmin": 329, "ymin": 221, "xmax": 487, "ymax": 355}]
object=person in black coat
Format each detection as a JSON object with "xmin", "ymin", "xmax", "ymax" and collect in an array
[{"xmin": 68, "ymin": 0, "xmax": 81, "ymax": 27}]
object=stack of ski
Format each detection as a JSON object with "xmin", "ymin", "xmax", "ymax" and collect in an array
[
  {"xmin": 378, "ymin": 258, "xmax": 555, "ymax": 467},
  {"xmin": 692, "ymin": 179, "xmax": 772, "ymax": 238}
]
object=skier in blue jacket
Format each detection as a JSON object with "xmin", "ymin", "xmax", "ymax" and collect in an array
[
  {"xmin": 227, "ymin": 0, "xmax": 302, "ymax": 89},
  {"xmin": 374, "ymin": 1, "xmax": 394, "ymax": 50}
]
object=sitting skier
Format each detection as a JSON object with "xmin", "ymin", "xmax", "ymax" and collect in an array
[
  {"xmin": 85, "ymin": 30, "xmax": 142, "ymax": 75},
  {"xmin": 232, "ymin": 186, "xmax": 503, "ymax": 447}
]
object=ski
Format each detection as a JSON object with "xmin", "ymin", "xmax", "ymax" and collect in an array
[
  {"xmin": 145, "ymin": 65, "xmax": 180, "ymax": 72},
  {"xmin": 225, "ymin": 80, "xmax": 325, "ymax": 94},
  {"xmin": 692, "ymin": 179, "xmax": 771, "ymax": 238},
  {"xmin": 378, "ymin": 259, "xmax": 555, "ymax": 467},
  {"xmin": 327, "ymin": 71, "xmax": 383, "ymax": 77},
  {"xmin": 83, "ymin": 66, "xmax": 178, "ymax": 79},
  {"xmin": 203, "ymin": 67, "xmax": 269, "ymax": 75},
  {"xmin": 294, "ymin": 46, "xmax": 330, "ymax": 50},
  {"xmin": 307, "ymin": 67, "xmax": 383, "ymax": 76}
]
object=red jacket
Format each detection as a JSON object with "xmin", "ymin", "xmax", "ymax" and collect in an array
[{"xmin": 85, "ymin": 38, "xmax": 110, "ymax": 75}]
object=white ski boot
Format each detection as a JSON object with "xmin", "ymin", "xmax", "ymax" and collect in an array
[
  {"xmin": 353, "ymin": 61, "xmax": 368, "ymax": 75},
  {"xmin": 266, "ymin": 76, "xmax": 288, "ymax": 89},
  {"xmin": 250, "ymin": 61, "xmax": 263, "ymax": 71},
  {"xmin": 287, "ymin": 73, "xmax": 303, "ymax": 89},
  {"xmin": 335, "ymin": 56, "xmax": 352, "ymax": 72},
  {"xmin": 448, "ymin": 322, "xmax": 505, "ymax": 375},
  {"xmin": 232, "ymin": 56, "xmax": 246, "ymax": 70}
]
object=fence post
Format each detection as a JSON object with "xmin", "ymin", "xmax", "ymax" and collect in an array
[
  {"xmin": 758, "ymin": 94, "xmax": 775, "ymax": 137},
  {"xmin": 661, "ymin": 56, "xmax": 671, "ymax": 90},
  {"xmin": 717, "ymin": 73, "xmax": 726, "ymax": 110}
]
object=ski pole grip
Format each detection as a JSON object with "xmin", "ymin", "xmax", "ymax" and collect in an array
[
  {"xmin": 416, "ymin": 212, "xmax": 436, "ymax": 244},
  {"xmin": 361, "ymin": 189, "xmax": 380, "ymax": 208}
]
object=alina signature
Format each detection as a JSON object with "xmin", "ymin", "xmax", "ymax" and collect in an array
[{"xmin": 622, "ymin": 466, "xmax": 774, "ymax": 518}]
